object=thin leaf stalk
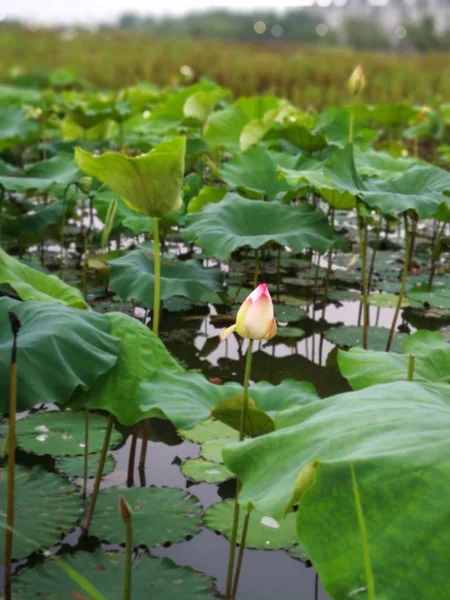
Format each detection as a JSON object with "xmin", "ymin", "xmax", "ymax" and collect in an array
[
  {"xmin": 138, "ymin": 216, "xmax": 161, "ymax": 472},
  {"xmin": 319, "ymin": 209, "xmax": 335, "ymax": 363},
  {"xmin": 121, "ymin": 509, "xmax": 132, "ymax": 600},
  {"xmin": 355, "ymin": 200, "xmax": 369, "ymax": 349},
  {"xmin": 350, "ymin": 464, "xmax": 376, "ymax": 600},
  {"xmin": 231, "ymin": 504, "xmax": 253, "ymax": 599},
  {"xmin": 82, "ymin": 407, "xmax": 90, "ymax": 501},
  {"xmin": 4, "ymin": 313, "xmax": 21, "ymax": 600},
  {"xmin": 407, "ymin": 353, "xmax": 415, "ymax": 381},
  {"xmin": 0, "ymin": 185, "xmax": 4, "ymax": 247},
  {"xmin": 367, "ymin": 213, "xmax": 383, "ymax": 292},
  {"xmin": 83, "ymin": 413, "xmax": 114, "ymax": 534},
  {"xmin": 386, "ymin": 214, "xmax": 410, "ymax": 352},
  {"xmin": 225, "ymin": 339, "xmax": 254, "ymax": 600}
]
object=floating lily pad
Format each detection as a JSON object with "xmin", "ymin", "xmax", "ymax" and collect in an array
[
  {"xmin": 367, "ymin": 293, "xmax": 410, "ymax": 308},
  {"xmin": 289, "ymin": 545, "xmax": 309, "ymax": 562},
  {"xmin": 179, "ymin": 418, "xmax": 238, "ymax": 443},
  {"xmin": 90, "ymin": 487, "xmax": 202, "ymax": 547},
  {"xmin": 182, "ymin": 458, "xmax": 233, "ymax": 483},
  {"xmin": 204, "ymin": 500, "xmax": 298, "ymax": 550},
  {"xmin": 55, "ymin": 454, "xmax": 116, "ymax": 478},
  {"xmin": 0, "ymin": 465, "xmax": 82, "ymax": 560},
  {"xmin": 274, "ymin": 304, "xmax": 307, "ymax": 323},
  {"xmin": 276, "ymin": 327, "xmax": 305, "ymax": 339},
  {"xmin": 11, "ymin": 411, "xmax": 122, "ymax": 457},
  {"xmin": 12, "ymin": 549, "xmax": 217, "ymax": 599},
  {"xmin": 408, "ymin": 285, "xmax": 450, "ymax": 311},
  {"xmin": 201, "ymin": 438, "xmax": 236, "ymax": 463},
  {"xmin": 325, "ymin": 325, "xmax": 407, "ymax": 352}
]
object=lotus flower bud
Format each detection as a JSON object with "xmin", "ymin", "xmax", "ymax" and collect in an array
[
  {"xmin": 118, "ymin": 494, "xmax": 132, "ymax": 520},
  {"xmin": 78, "ymin": 176, "xmax": 93, "ymax": 195},
  {"xmin": 220, "ymin": 283, "xmax": 277, "ymax": 341},
  {"xmin": 348, "ymin": 65, "xmax": 365, "ymax": 96}
]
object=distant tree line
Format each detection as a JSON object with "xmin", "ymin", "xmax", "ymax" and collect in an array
[{"xmin": 115, "ymin": 9, "xmax": 450, "ymax": 52}]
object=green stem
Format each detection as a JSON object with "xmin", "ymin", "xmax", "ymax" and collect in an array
[
  {"xmin": 82, "ymin": 407, "xmax": 89, "ymax": 501},
  {"xmin": 350, "ymin": 464, "xmax": 376, "ymax": 600},
  {"xmin": 367, "ymin": 213, "xmax": 382, "ymax": 292},
  {"xmin": 428, "ymin": 221, "xmax": 444, "ymax": 288},
  {"xmin": 386, "ymin": 214, "xmax": 410, "ymax": 352},
  {"xmin": 59, "ymin": 183, "xmax": 73, "ymax": 280},
  {"xmin": 152, "ymin": 216, "xmax": 161, "ymax": 335},
  {"xmin": 4, "ymin": 313, "xmax": 21, "ymax": 600},
  {"xmin": 319, "ymin": 210, "xmax": 335, "ymax": 364},
  {"xmin": 276, "ymin": 246, "xmax": 281, "ymax": 303},
  {"xmin": 225, "ymin": 339, "xmax": 254, "ymax": 600},
  {"xmin": 253, "ymin": 250, "xmax": 260, "ymax": 289},
  {"xmin": 231, "ymin": 504, "xmax": 253, "ymax": 599},
  {"xmin": 82, "ymin": 232, "xmax": 88, "ymax": 301},
  {"xmin": 123, "ymin": 514, "xmax": 132, "ymax": 600},
  {"xmin": 0, "ymin": 186, "xmax": 4, "ymax": 248},
  {"xmin": 83, "ymin": 414, "xmax": 114, "ymax": 534},
  {"xmin": 348, "ymin": 104, "xmax": 354, "ymax": 144},
  {"xmin": 407, "ymin": 354, "xmax": 415, "ymax": 381},
  {"xmin": 355, "ymin": 200, "xmax": 369, "ymax": 350}
]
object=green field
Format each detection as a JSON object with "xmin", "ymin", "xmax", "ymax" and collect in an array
[{"xmin": 1, "ymin": 27, "xmax": 450, "ymax": 106}]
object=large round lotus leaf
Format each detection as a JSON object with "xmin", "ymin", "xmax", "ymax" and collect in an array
[
  {"xmin": 179, "ymin": 418, "xmax": 238, "ymax": 443},
  {"xmin": 11, "ymin": 411, "xmax": 122, "ymax": 457},
  {"xmin": 139, "ymin": 371, "xmax": 319, "ymax": 431},
  {"xmin": 204, "ymin": 500, "xmax": 298, "ymax": 550},
  {"xmin": 70, "ymin": 312, "xmax": 183, "ymax": 426},
  {"xmin": 366, "ymin": 293, "xmax": 409, "ymax": 308},
  {"xmin": 0, "ymin": 248, "xmax": 88, "ymax": 309},
  {"xmin": 75, "ymin": 137, "xmax": 185, "ymax": 218},
  {"xmin": 182, "ymin": 458, "xmax": 233, "ymax": 483},
  {"xmin": 0, "ymin": 465, "xmax": 82, "ymax": 560},
  {"xmin": 12, "ymin": 549, "xmax": 217, "ymax": 600},
  {"xmin": 0, "ymin": 298, "xmax": 119, "ymax": 413},
  {"xmin": 325, "ymin": 325, "xmax": 407, "ymax": 352},
  {"xmin": 90, "ymin": 487, "xmax": 202, "ymax": 546},
  {"xmin": 182, "ymin": 193, "xmax": 334, "ymax": 260},
  {"xmin": 274, "ymin": 304, "xmax": 307, "ymax": 323},
  {"xmin": 56, "ymin": 454, "xmax": 116, "ymax": 478},
  {"xmin": 108, "ymin": 250, "xmax": 223, "ymax": 308},
  {"xmin": 220, "ymin": 145, "xmax": 293, "ymax": 199},
  {"xmin": 360, "ymin": 164, "xmax": 450, "ymax": 219},
  {"xmin": 354, "ymin": 147, "xmax": 418, "ymax": 180},
  {"xmin": 201, "ymin": 438, "xmax": 236, "ymax": 463},
  {"xmin": 223, "ymin": 381, "xmax": 450, "ymax": 600},
  {"xmin": 0, "ymin": 152, "xmax": 82, "ymax": 197},
  {"xmin": 338, "ymin": 330, "xmax": 450, "ymax": 390}
]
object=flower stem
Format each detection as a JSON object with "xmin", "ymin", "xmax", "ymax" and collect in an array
[
  {"xmin": 231, "ymin": 504, "xmax": 253, "ymax": 599},
  {"xmin": 350, "ymin": 464, "xmax": 375, "ymax": 600},
  {"xmin": 225, "ymin": 339, "xmax": 254, "ymax": 600},
  {"xmin": 253, "ymin": 250, "xmax": 260, "ymax": 289},
  {"xmin": 82, "ymin": 407, "xmax": 89, "ymax": 501},
  {"xmin": 355, "ymin": 200, "xmax": 369, "ymax": 350},
  {"xmin": 83, "ymin": 413, "xmax": 114, "ymax": 534},
  {"xmin": 4, "ymin": 312, "xmax": 21, "ymax": 600},
  {"xmin": 121, "ymin": 505, "xmax": 133, "ymax": 600},
  {"xmin": 348, "ymin": 104, "xmax": 354, "ymax": 144},
  {"xmin": 386, "ymin": 214, "xmax": 410, "ymax": 352}
]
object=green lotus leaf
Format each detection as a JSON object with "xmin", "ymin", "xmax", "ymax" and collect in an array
[
  {"xmin": 0, "ymin": 104, "xmax": 40, "ymax": 150},
  {"xmin": 94, "ymin": 186, "xmax": 153, "ymax": 235},
  {"xmin": 179, "ymin": 418, "xmax": 238, "ymax": 443},
  {"xmin": 0, "ymin": 84, "xmax": 41, "ymax": 105},
  {"xmin": 0, "ymin": 298, "xmax": 119, "ymax": 413},
  {"xmin": 204, "ymin": 500, "xmax": 299, "ymax": 550},
  {"xmin": 0, "ymin": 465, "xmax": 82, "ymax": 560},
  {"xmin": 187, "ymin": 185, "xmax": 226, "ymax": 213},
  {"xmin": 9, "ymin": 410, "xmax": 122, "ymax": 457},
  {"xmin": 90, "ymin": 486, "xmax": 202, "ymax": 546},
  {"xmin": 55, "ymin": 453, "xmax": 116, "ymax": 478},
  {"xmin": 325, "ymin": 325, "xmax": 407, "ymax": 352},
  {"xmin": 139, "ymin": 371, "xmax": 319, "ymax": 430},
  {"xmin": 276, "ymin": 326, "xmax": 306, "ymax": 338},
  {"xmin": 368, "ymin": 103, "xmax": 419, "ymax": 127},
  {"xmin": 354, "ymin": 147, "xmax": 418, "ymax": 179},
  {"xmin": 203, "ymin": 95, "xmax": 282, "ymax": 152},
  {"xmin": 220, "ymin": 146, "xmax": 293, "ymax": 200},
  {"xmin": 12, "ymin": 549, "xmax": 217, "ymax": 600},
  {"xmin": 75, "ymin": 136, "xmax": 185, "ymax": 218},
  {"xmin": 338, "ymin": 330, "xmax": 450, "ymax": 390},
  {"xmin": 182, "ymin": 193, "xmax": 334, "ymax": 260},
  {"xmin": 408, "ymin": 283, "xmax": 450, "ymax": 310},
  {"xmin": 366, "ymin": 292, "xmax": 409, "ymax": 308},
  {"xmin": 264, "ymin": 123, "xmax": 327, "ymax": 153},
  {"xmin": 183, "ymin": 87, "xmax": 229, "ymax": 123},
  {"xmin": 181, "ymin": 458, "xmax": 233, "ymax": 483},
  {"xmin": 0, "ymin": 248, "xmax": 88, "ymax": 309},
  {"xmin": 108, "ymin": 250, "xmax": 223, "ymax": 308},
  {"xmin": 211, "ymin": 395, "xmax": 275, "ymax": 437},
  {"xmin": 0, "ymin": 153, "xmax": 82, "ymax": 197},
  {"xmin": 312, "ymin": 107, "xmax": 376, "ymax": 148},
  {"xmin": 151, "ymin": 81, "xmax": 220, "ymax": 121},
  {"xmin": 361, "ymin": 164, "xmax": 450, "ymax": 218},
  {"xmin": 70, "ymin": 312, "xmax": 182, "ymax": 426},
  {"xmin": 223, "ymin": 381, "xmax": 450, "ymax": 600}
]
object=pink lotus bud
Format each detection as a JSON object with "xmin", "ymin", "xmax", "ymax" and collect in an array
[{"xmin": 220, "ymin": 283, "xmax": 277, "ymax": 341}]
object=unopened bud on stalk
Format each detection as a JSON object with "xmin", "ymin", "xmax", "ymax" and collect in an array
[
  {"xmin": 220, "ymin": 283, "xmax": 277, "ymax": 341},
  {"xmin": 78, "ymin": 176, "xmax": 93, "ymax": 195},
  {"xmin": 118, "ymin": 494, "xmax": 132, "ymax": 520},
  {"xmin": 348, "ymin": 65, "xmax": 365, "ymax": 96}
]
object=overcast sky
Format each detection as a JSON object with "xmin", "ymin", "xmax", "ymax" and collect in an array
[{"xmin": 2, "ymin": 0, "xmax": 316, "ymax": 24}]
